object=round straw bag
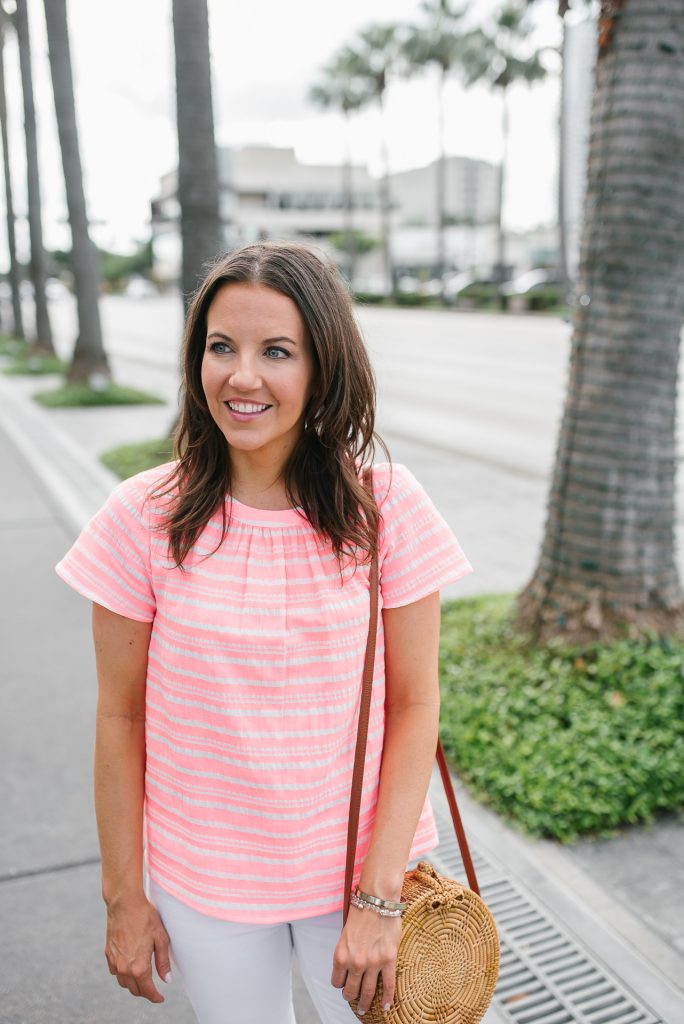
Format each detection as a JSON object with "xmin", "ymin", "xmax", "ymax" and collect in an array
[
  {"xmin": 346, "ymin": 858, "xmax": 500, "ymax": 1024},
  {"xmin": 342, "ymin": 470, "xmax": 500, "ymax": 1023}
]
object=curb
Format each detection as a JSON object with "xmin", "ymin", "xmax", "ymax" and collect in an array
[{"xmin": 0, "ymin": 372, "xmax": 119, "ymax": 533}]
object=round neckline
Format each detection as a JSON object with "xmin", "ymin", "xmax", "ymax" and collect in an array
[{"xmin": 226, "ymin": 494, "xmax": 306, "ymax": 526}]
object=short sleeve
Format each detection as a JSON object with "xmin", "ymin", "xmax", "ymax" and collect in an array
[
  {"xmin": 55, "ymin": 473, "xmax": 156, "ymax": 622},
  {"xmin": 373, "ymin": 462, "xmax": 474, "ymax": 609}
]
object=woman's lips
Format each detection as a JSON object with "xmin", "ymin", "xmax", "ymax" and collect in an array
[{"xmin": 224, "ymin": 400, "xmax": 272, "ymax": 422}]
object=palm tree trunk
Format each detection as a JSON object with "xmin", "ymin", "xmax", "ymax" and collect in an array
[
  {"xmin": 16, "ymin": 0, "xmax": 54, "ymax": 354},
  {"xmin": 515, "ymin": 0, "xmax": 684, "ymax": 644},
  {"xmin": 0, "ymin": 23, "xmax": 24, "ymax": 339},
  {"xmin": 377, "ymin": 91, "xmax": 393, "ymax": 297},
  {"xmin": 436, "ymin": 65, "xmax": 447, "ymax": 299},
  {"xmin": 172, "ymin": 0, "xmax": 221, "ymax": 311},
  {"xmin": 43, "ymin": 0, "xmax": 109, "ymax": 383},
  {"xmin": 342, "ymin": 108, "xmax": 356, "ymax": 287}
]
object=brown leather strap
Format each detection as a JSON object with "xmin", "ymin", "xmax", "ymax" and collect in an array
[{"xmin": 343, "ymin": 468, "xmax": 480, "ymax": 925}]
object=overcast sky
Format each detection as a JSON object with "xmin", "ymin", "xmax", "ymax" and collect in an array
[{"xmin": 3, "ymin": 0, "xmax": 575, "ymax": 258}]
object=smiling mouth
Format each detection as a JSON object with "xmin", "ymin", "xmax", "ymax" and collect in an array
[{"xmin": 225, "ymin": 400, "xmax": 272, "ymax": 414}]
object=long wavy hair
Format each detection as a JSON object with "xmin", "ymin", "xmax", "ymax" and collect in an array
[{"xmin": 154, "ymin": 241, "xmax": 391, "ymax": 571}]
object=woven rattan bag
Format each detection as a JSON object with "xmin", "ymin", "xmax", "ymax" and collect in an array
[{"xmin": 341, "ymin": 471, "xmax": 500, "ymax": 1024}]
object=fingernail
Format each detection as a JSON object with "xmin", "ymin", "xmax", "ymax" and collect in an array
[
  {"xmin": 164, "ymin": 971, "xmax": 173, "ymax": 984},
  {"xmin": 383, "ymin": 1003, "xmax": 391, "ymax": 1012},
  {"xmin": 358, "ymin": 1011, "xmax": 365, "ymax": 1017}
]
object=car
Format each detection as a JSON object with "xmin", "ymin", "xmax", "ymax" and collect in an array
[
  {"xmin": 499, "ymin": 269, "xmax": 561, "ymax": 296},
  {"xmin": 123, "ymin": 276, "xmax": 159, "ymax": 299}
]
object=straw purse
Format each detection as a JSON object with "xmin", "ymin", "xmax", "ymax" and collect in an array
[{"xmin": 341, "ymin": 470, "xmax": 500, "ymax": 1024}]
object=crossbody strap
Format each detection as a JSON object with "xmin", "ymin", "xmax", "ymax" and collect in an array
[{"xmin": 343, "ymin": 467, "xmax": 480, "ymax": 925}]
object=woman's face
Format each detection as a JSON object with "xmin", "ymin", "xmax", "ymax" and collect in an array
[{"xmin": 201, "ymin": 282, "xmax": 316, "ymax": 466}]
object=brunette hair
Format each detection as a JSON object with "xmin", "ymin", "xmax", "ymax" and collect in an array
[{"xmin": 155, "ymin": 241, "xmax": 391, "ymax": 570}]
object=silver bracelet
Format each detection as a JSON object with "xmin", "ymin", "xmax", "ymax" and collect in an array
[
  {"xmin": 354, "ymin": 887, "xmax": 408, "ymax": 912},
  {"xmin": 350, "ymin": 892, "xmax": 403, "ymax": 917}
]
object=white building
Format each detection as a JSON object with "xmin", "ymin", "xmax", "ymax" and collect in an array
[
  {"xmin": 151, "ymin": 144, "xmax": 538, "ymax": 287},
  {"xmin": 389, "ymin": 156, "xmax": 498, "ymax": 228},
  {"xmin": 151, "ymin": 146, "xmax": 381, "ymax": 281}
]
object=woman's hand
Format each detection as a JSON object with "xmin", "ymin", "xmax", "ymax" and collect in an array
[
  {"xmin": 105, "ymin": 893, "xmax": 171, "ymax": 1003},
  {"xmin": 331, "ymin": 905, "xmax": 402, "ymax": 1015}
]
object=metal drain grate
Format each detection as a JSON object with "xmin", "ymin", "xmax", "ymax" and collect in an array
[{"xmin": 428, "ymin": 803, "xmax": 661, "ymax": 1024}]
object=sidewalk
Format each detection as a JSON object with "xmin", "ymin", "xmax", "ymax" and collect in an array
[{"xmin": 1, "ymin": 364, "xmax": 683, "ymax": 1024}]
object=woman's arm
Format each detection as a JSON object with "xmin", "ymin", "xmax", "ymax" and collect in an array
[
  {"xmin": 92, "ymin": 602, "xmax": 170, "ymax": 1004},
  {"xmin": 357, "ymin": 590, "xmax": 441, "ymax": 899},
  {"xmin": 331, "ymin": 591, "xmax": 442, "ymax": 1015}
]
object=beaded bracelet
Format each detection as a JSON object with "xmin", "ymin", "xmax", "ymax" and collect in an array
[
  {"xmin": 354, "ymin": 887, "xmax": 408, "ymax": 912},
  {"xmin": 350, "ymin": 892, "xmax": 403, "ymax": 917}
]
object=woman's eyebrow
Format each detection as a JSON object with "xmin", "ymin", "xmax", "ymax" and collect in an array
[{"xmin": 206, "ymin": 331, "xmax": 297, "ymax": 345}]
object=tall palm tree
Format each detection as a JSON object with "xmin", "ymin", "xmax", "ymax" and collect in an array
[
  {"xmin": 43, "ymin": 0, "xmax": 109, "ymax": 383},
  {"xmin": 461, "ymin": 3, "xmax": 547, "ymax": 296},
  {"xmin": 346, "ymin": 24, "xmax": 404, "ymax": 297},
  {"xmin": 16, "ymin": 0, "xmax": 54, "ymax": 354},
  {"xmin": 171, "ymin": 0, "xmax": 221, "ymax": 311},
  {"xmin": 0, "ymin": 9, "xmax": 24, "ymax": 339},
  {"xmin": 310, "ymin": 47, "xmax": 367, "ymax": 287},
  {"xmin": 515, "ymin": 0, "xmax": 684, "ymax": 644},
  {"xmin": 402, "ymin": 1, "xmax": 470, "ymax": 293}
]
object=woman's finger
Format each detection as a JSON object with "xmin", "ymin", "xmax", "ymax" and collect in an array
[
  {"xmin": 129, "ymin": 958, "xmax": 165, "ymax": 1003},
  {"xmin": 153, "ymin": 924, "xmax": 172, "ymax": 983},
  {"xmin": 380, "ymin": 962, "xmax": 397, "ymax": 1012},
  {"xmin": 356, "ymin": 969, "xmax": 381, "ymax": 1015},
  {"xmin": 342, "ymin": 966, "xmax": 366, "ymax": 1004}
]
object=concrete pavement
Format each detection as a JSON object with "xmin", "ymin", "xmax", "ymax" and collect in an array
[{"xmin": 2, "ymin": 324, "xmax": 684, "ymax": 1023}]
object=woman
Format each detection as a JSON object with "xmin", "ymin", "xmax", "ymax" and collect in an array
[{"xmin": 56, "ymin": 242, "xmax": 473, "ymax": 1023}]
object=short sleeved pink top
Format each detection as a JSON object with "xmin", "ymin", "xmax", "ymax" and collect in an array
[{"xmin": 55, "ymin": 460, "xmax": 473, "ymax": 923}]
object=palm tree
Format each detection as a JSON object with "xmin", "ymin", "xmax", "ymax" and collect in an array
[
  {"xmin": 346, "ymin": 24, "xmax": 404, "ymax": 297},
  {"xmin": 401, "ymin": 1, "xmax": 470, "ymax": 294},
  {"xmin": 16, "ymin": 0, "xmax": 54, "ymax": 354},
  {"xmin": 0, "ymin": 8, "xmax": 24, "ymax": 339},
  {"xmin": 460, "ymin": 3, "xmax": 548, "ymax": 297},
  {"xmin": 171, "ymin": 0, "xmax": 221, "ymax": 311},
  {"xmin": 310, "ymin": 47, "xmax": 367, "ymax": 287},
  {"xmin": 515, "ymin": 0, "xmax": 684, "ymax": 644},
  {"xmin": 43, "ymin": 0, "xmax": 109, "ymax": 383}
]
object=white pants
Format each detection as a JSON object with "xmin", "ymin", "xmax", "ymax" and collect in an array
[{"xmin": 148, "ymin": 877, "xmax": 358, "ymax": 1024}]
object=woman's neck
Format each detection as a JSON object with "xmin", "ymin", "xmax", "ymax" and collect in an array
[{"xmin": 227, "ymin": 447, "xmax": 302, "ymax": 510}]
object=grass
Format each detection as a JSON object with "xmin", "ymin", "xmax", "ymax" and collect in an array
[
  {"xmin": 101, "ymin": 436, "xmax": 175, "ymax": 479},
  {"xmin": 4, "ymin": 354, "xmax": 68, "ymax": 375},
  {"xmin": 0, "ymin": 334, "xmax": 29, "ymax": 357},
  {"xmin": 34, "ymin": 382, "xmax": 165, "ymax": 408},
  {"xmin": 438, "ymin": 593, "xmax": 684, "ymax": 843}
]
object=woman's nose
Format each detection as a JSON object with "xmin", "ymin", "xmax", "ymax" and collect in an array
[{"xmin": 228, "ymin": 359, "xmax": 262, "ymax": 389}]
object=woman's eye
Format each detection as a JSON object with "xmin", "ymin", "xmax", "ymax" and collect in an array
[
  {"xmin": 209, "ymin": 341, "xmax": 230, "ymax": 354},
  {"xmin": 265, "ymin": 346, "xmax": 289, "ymax": 359}
]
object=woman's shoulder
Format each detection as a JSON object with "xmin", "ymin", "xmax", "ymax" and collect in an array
[
  {"xmin": 107, "ymin": 460, "xmax": 180, "ymax": 514},
  {"xmin": 367, "ymin": 461, "xmax": 419, "ymax": 508}
]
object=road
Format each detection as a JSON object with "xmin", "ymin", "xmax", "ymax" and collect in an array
[
  {"xmin": 43, "ymin": 292, "xmax": 684, "ymax": 594},
  {"xmin": 48, "ymin": 293, "xmax": 571, "ymax": 479}
]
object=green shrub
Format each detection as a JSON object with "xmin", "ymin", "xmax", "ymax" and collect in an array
[
  {"xmin": 394, "ymin": 292, "xmax": 432, "ymax": 307},
  {"xmin": 457, "ymin": 283, "xmax": 499, "ymax": 304},
  {"xmin": 353, "ymin": 292, "xmax": 387, "ymax": 305},
  {"xmin": 439, "ymin": 594, "xmax": 684, "ymax": 842},
  {"xmin": 527, "ymin": 286, "xmax": 563, "ymax": 311},
  {"xmin": 101, "ymin": 437, "xmax": 175, "ymax": 479},
  {"xmin": 34, "ymin": 382, "xmax": 165, "ymax": 407}
]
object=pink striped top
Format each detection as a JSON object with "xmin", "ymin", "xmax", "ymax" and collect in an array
[{"xmin": 55, "ymin": 460, "xmax": 473, "ymax": 923}]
